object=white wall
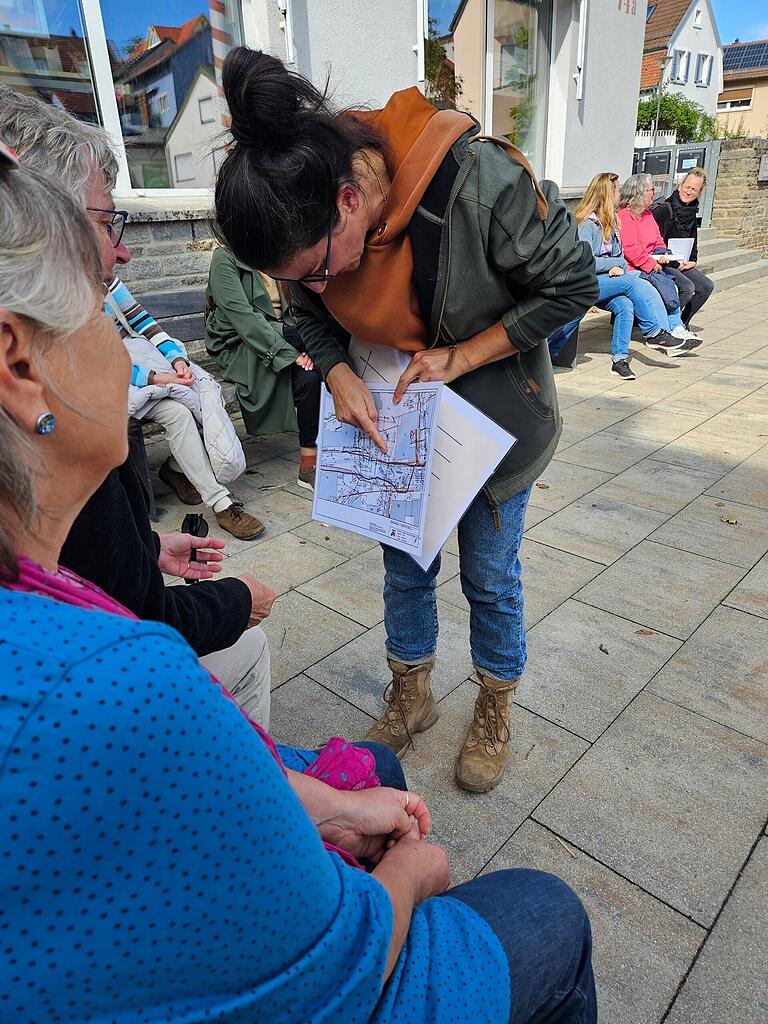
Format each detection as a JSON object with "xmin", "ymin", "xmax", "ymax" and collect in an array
[
  {"xmin": 289, "ymin": 0, "xmax": 419, "ymax": 108},
  {"xmin": 663, "ymin": 0, "xmax": 722, "ymax": 115},
  {"xmin": 165, "ymin": 74, "xmax": 223, "ymax": 189},
  {"xmin": 548, "ymin": 0, "xmax": 645, "ymax": 189}
]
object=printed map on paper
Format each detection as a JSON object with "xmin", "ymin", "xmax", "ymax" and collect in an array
[{"xmin": 313, "ymin": 383, "xmax": 441, "ymax": 555}]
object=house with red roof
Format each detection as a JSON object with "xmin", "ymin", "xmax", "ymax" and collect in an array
[{"xmin": 641, "ymin": 0, "xmax": 723, "ymax": 115}]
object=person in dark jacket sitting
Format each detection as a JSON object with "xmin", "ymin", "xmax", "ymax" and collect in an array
[
  {"xmin": 0, "ymin": 84, "xmax": 275, "ymax": 726},
  {"xmin": 651, "ymin": 168, "xmax": 714, "ymax": 327}
]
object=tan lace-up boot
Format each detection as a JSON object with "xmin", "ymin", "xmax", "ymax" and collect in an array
[
  {"xmin": 455, "ymin": 669, "xmax": 519, "ymax": 793},
  {"xmin": 364, "ymin": 658, "xmax": 438, "ymax": 754}
]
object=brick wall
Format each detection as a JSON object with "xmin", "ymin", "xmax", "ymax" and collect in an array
[
  {"xmin": 711, "ymin": 138, "xmax": 768, "ymax": 258},
  {"xmin": 118, "ymin": 201, "xmax": 216, "ymax": 293}
]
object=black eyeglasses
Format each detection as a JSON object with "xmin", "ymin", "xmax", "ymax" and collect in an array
[
  {"xmin": 86, "ymin": 207, "xmax": 129, "ymax": 248},
  {"xmin": 273, "ymin": 214, "xmax": 335, "ymax": 284}
]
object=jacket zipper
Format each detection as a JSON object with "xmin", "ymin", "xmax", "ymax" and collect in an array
[{"xmin": 432, "ymin": 150, "xmax": 477, "ymax": 348}]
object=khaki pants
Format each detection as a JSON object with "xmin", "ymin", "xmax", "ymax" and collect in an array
[
  {"xmin": 199, "ymin": 625, "xmax": 271, "ymax": 728},
  {"xmin": 151, "ymin": 398, "xmax": 230, "ymax": 509}
]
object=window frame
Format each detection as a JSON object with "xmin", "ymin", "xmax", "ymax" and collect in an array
[
  {"xmin": 670, "ymin": 48, "xmax": 690, "ymax": 84},
  {"xmin": 198, "ymin": 95, "xmax": 216, "ymax": 124},
  {"xmin": 717, "ymin": 90, "xmax": 753, "ymax": 111},
  {"xmin": 79, "ymin": 0, "xmax": 242, "ymax": 198},
  {"xmin": 173, "ymin": 151, "xmax": 195, "ymax": 182},
  {"xmin": 694, "ymin": 52, "xmax": 712, "ymax": 87}
]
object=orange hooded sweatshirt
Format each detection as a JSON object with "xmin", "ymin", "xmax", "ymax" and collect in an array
[{"xmin": 321, "ymin": 88, "xmax": 474, "ymax": 352}]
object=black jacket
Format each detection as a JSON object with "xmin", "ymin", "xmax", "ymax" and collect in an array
[
  {"xmin": 652, "ymin": 193, "xmax": 700, "ymax": 262},
  {"xmin": 61, "ymin": 459, "xmax": 252, "ymax": 656}
]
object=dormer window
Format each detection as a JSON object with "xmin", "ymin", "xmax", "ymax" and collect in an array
[{"xmin": 646, "ymin": 4, "xmax": 656, "ymax": 21}]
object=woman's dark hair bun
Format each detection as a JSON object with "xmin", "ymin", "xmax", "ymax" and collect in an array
[{"xmin": 223, "ymin": 46, "xmax": 326, "ymax": 150}]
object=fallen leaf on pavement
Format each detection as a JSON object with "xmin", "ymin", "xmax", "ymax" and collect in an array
[
  {"xmin": 599, "ymin": 644, "xmax": 609, "ymax": 655},
  {"xmin": 635, "ymin": 629, "xmax": 655, "ymax": 636},
  {"xmin": 715, "ymin": 501, "xmax": 725, "ymax": 507},
  {"xmin": 720, "ymin": 515, "xmax": 738, "ymax": 525},
  {"xmin": 535, "ymin": 482, "xmax": 549, "ymax": 489}
]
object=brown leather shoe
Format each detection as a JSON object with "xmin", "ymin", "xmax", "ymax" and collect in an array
[
  {"xmin": 455, "ymin": 669, "xmax": 519, "ymax": 793},
  {"xmin": 364, "ymin": 658, "xmax": 438, "ymax": 754},
  {"xmin": 214, "ymin": 501, "xmax": 265, "ymax": 540},
  {"xmin": 158, "ymin": 459, "xmax": 202, "ymax": 505}
]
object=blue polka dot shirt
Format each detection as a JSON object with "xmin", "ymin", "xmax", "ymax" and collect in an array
[{"xmin": 0, "ymin": 590, "xmax": 509, "ymax": 1023}]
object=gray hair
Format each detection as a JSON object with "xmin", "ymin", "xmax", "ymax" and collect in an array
[
  {"xmin": 683, "ymin": 166, "xmax": 707, "ymax": 187},
  {"xmin": 0, "ymin": 162, "xmax": 102, "ymax": 577},
  {"xmin": 0, "ymin": 85, "xmax": 118, "ymax": 202},
  {"xmin": 621, "ymin": 173, "xmax": 653, "ymax": 216}
]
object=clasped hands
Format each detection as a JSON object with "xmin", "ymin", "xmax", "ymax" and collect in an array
[
  {"xmin": 309, "ymin": 781, "xmax": 451, "ymax": 902},
  {"xmin": 326, "ymin": 345, "xmax": 468, "ymax": 454}
]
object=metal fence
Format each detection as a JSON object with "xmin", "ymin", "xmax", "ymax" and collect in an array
[{"xmin": 632, "ymin": 140, "xmax": 721, "ymax": 227}]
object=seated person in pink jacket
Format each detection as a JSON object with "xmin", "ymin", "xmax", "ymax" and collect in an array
[{"xmin": 617, "ymin": 173, "xmax": 701, "ymax": 348}]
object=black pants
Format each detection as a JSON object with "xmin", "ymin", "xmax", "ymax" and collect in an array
[
  {"xmin": 284, "ymin": 325, "xmax": 321, "ymax": 448},
  {"xmin": 666, "ymin": 266, "xmax": 715, "ymax": 324}
]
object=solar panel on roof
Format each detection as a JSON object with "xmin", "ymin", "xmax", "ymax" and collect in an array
[{"xmin": 723, "ymin": 42, "xmax": 768, "ymax": 72}]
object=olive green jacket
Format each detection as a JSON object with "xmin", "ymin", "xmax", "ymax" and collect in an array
[
  {"xmin": 293, "ymin": 133, "xmax": 599, "ymax": 504},
  {"xmin": 204, "ymin": 247, "xmax": 298, "ymax": 437}
]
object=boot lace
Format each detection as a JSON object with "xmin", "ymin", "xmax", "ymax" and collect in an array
[
  {"xmin": 474, "ymin": 686, "xmax": 511, "ymax": 755},
  {"xmin": 381, "ymin": 673, "xmax": 416, "ymax": 747}
]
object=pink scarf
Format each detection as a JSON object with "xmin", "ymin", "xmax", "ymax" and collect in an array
[{"xmin": 5, "ymin": 555, "xmax": 378, "ymax": 867}]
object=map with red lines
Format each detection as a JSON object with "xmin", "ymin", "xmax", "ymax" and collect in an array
[{"xmin": 314, "ymin": 383, "xmax": 441, "ymax": 553}]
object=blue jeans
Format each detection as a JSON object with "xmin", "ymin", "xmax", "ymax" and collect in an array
[
  {"xmin": 596, "ymin": 271, "xmax": 672, "ymax": 359},
  {"xmin": 382, "ymin": 486, "xmax": 531, "ymax": 680},
  {"xmin": 278, "ymin": 741, "xmax": 407, "ymax": 790},
  {"xmin": 446, "ymin": 869, "xmax": 597, "ymax": 1023}
]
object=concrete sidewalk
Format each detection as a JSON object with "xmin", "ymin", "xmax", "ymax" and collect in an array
[{"xmin": 149, "ymin": 277, "xmax": 767, "ymax": 1024}]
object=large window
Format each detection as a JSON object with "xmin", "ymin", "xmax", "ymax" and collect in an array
[
  {"xmin": 433, "ymin": 0, "xmax": 551, "ymax": 174},
  {"xmin": 489, "ymin": 0, "xmax": 550, "ymax": 172},
  {"xmin": 0, "ymin": 0, "xmax": 243, "ymax": 193}
]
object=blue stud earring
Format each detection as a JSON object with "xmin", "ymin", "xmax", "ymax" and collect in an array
[{"xmin": 34, "ymin": 412, "xmax": 56, "ymax": 435}]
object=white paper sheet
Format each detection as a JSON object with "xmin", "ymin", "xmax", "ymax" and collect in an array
[
  {"xmin": 312, "ymin": 381, "xmax": 442, "ymax": 557},
  {"xmin": 343, "ymin": 340, "xmax": 517, "ymax": 570},
  {"xmin": 667, "ymin": 237, "xmax": 694, "ymax": 262}
]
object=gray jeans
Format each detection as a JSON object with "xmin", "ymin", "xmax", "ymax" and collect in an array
[{"xmin": 199, "ymin": 625, "xmax": 271, "ymax": 728}]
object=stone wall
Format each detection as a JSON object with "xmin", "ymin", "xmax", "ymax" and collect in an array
[
  {"xmin": 711, "ymin": 138, "xmax": 768, "ymax": 258},
  {"xmin": 116, "ymin": 186, "xmax": 586, "ymax": 296},
  {"xmin": 118, "ymin": 198, "xmax": 216, "ymax": 293}
]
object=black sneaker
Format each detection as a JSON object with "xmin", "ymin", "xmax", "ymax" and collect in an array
[
  {"xmin": 644, "ymin": 331, "xmax": 685, "ymax": 356},
  {"xmin": 611, "ymin": 358, "xmax": 636, "ymax": 381}
]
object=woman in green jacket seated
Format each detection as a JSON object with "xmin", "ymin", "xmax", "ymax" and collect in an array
[{"xmin": 205, "ymin": 246, "xmax": 321, "ymax": 490}]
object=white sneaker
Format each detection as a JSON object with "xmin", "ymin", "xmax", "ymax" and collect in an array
[{"xmin": 670, "ymin": 325, "xmax": 689, "ymax": 340}]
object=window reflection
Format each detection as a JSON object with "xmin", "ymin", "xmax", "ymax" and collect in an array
[
  {"xmin": 103, "ymin": 0, "xmax": 242, "ymax": 188},
  {"xmin": 0, "ymin": 0, "xmax": 98, "ymax": 122}
]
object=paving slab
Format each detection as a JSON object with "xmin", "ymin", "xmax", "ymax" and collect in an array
[
  {"xmin": 647, "ymin": 429, "xmax": 765, "ymax": 478},
  {"xmin": 723, "ymin": 554, "xmax": 768, "ymax": 619},
  {"xmin": 484, "ymin": 821, "xmax": 704, "ymax": 1024},
  {"xmin": 610, "ymin": 407, "xmax": 710, "ymax": 443},
  {"xmin": 269, "ymin": 673, "xmax": 375, "ymax": 749},
  {"xmin": 306, "ymin": 598, "xmax": 473, "ymax": 717},
  {"xmin": 402, "ymin": 684, "xmax": 589, "ymax": 883},
  {"xmin": 648, "ymin": 606, "xmax": 768, "ymax": 742},
  {"xmin": 527, "ymin": 460, "xmax": 614, "ymax": 512},
  {"xmin": 560, "ymin": 394, "xmax": 640, "ymax": 441},
  {"xmin": 525, "ymin": 495, "xmax": 669, "ymax": 565},
  {"xmin": 259, "ymin": 590, "xmax": 364, "ymax": 687},
  {"xmin": 291, "ymin": 519, "xmax": 378, "ymax": 557},
  {"xmin": 535, "ymin": 691, "xmax": 768, "ymax": 926},
  {"xmin": 554, "ymin": 430, "xmax": 662, "ymax": 475},
  {"xmin": 517, "ymin": 600, "xmax": 681, "ymax": 740},
  {"xmin": 590, "ymin": 458, "xmax": 723, "ymax": 516},
  {"xmin": 705, "ymin": 448, "xmax": 768, "ymax": 509},
  {"xmin": 647, "ymin": 495, "xmax": 768, "ymax": 569},
  {"xmin": 576, "ymin": 540, "xmax": 746, "ymax": 640},
  {"xmin": 666, "ymin": 838, "xmax": 768, "ymax": 1024},
  {"xmin": 296, "ymin": 546, "xmax": 386, "ymax": 627},
  {"xmin": 219, "ymin": 532, "xmax": 346, "ymax": 596}
]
